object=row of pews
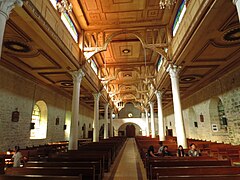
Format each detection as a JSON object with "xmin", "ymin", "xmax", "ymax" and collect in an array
[
  {"xmin": 135, "ymin": 136, "xmax": 240, "ymax": 180},
  {"xmin": 0, "ymin": 137, "xmax": 126, "ymax": 180}
]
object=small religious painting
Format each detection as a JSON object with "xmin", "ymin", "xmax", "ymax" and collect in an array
[
  {"xmin": 55, "ymin": 117, "xmax": 60, "ymax": 125},
  {"xmin": 12, "ymin": 109, "xmax": 20, "ymax": 122}
]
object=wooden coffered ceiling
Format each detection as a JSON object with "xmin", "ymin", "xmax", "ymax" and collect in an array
[{"xmin": 1, "ymin": 0, "xmax": 240, "ymax": 114}]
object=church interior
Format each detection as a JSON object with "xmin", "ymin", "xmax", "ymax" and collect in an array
[{"xmin": 0, "ymin": 0, "xmax": 240, "ymax": 179}]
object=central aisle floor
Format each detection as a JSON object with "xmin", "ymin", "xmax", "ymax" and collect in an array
[{"xmin": 105, "ymin": 138, "xmax": 147, "ymax": 180}]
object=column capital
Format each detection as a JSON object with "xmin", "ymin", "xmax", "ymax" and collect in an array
[
  {"xmin": 155, "ymin": 90, "xmax": 163, "ymax": 100},
  {"xmin": 166, "ymin": 64, "xmax": 181, "ymax": 79},
  {"xmin": 149, "ymin": 101, "xmax": 154, "ymax": 107},
  {"xmin": 70, "ymin": 69, "xmax": 85, "ymax": 82},
  {"xmin": 104, "ymin": 103, "xmax": 109, "ymax": 109},
  {"xmin": 0, "ymin": 0, "xmax": 23, "ymax": 19},
  {"xmin": 144, "ymin": 107, "xmax": 149, "ymax": 112},
  {"xmin": 92, "ymin": 92, "xmax": 101, "ymax": 101},
  {"xmin": 233, "ymin": 0, "xmax": 239, "ymax": 5}
]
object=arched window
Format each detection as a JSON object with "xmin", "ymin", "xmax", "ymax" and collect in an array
[
  {"xmin": 30, "ymin": 101, "xmax": 48, "ymax": 139},
  {"xmin": 49, "ymin": 0, "xmax": 78, "ymax": 43},
  {"xmin": 172, "ymin": 0, "xmax": 187, "ymax": 37},
  {"xmin": 88, "ymin": 58, "xmax": 98, "ymax": 75},
  {"xmin": 217, "ymin": 99, "xmax": 228, "ymax": 129},
  {"xmin": 156, "ymin": 55, "xmax": 163, "ymax": 72}
]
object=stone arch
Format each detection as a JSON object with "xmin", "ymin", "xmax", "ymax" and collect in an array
[
  {"xmin": 30, "ymin": 100, "xmax": 48, "ymax": 139},
  {"xmin": 188, "ymin": 107, "xmax": 197, "ymax": 139},
  {"xmin": 118, "ymin": 122, "xmax": 142, "ymax": 137},
  {"xmin": 209, "ymin": 97, "xmax": 223, "ymax": 131},
  {"xmin": 85, "ymin": 30, "xmax": 168, "ymax": 61}
]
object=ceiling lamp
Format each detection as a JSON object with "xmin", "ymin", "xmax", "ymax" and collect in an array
[
  {"xmin": 159, "ymin": 0, "xmax": 176, "ymax": 9},
  {"xmin": 57, "ymin": 0, "xmax": 73, "ymax": 13}
]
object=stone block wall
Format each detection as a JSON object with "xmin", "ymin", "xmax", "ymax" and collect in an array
[
  {"xmin": 164, "ymin": 66, "xmax": 240, "ymax": 145},
  {"xmin": 0, "ymin": 65, "xmax": 93, "ymax": 151}
]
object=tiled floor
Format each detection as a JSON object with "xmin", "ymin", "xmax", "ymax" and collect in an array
[{"xmin": 105, "ymin": 138, "xmax": 147, "ymax": 180}]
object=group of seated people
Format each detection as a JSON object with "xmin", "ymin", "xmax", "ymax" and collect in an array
[{"xmin": 147, "ymin": 142, "xmax": 200, "ymax": 157}]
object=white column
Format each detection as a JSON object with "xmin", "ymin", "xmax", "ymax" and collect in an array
[
  {"xmin": 103, "ymin": 103, "xmax": 109, "ymax": 139},
  {"xmin": 144, "ymin": 108, "xmax": 150, "ymax": 137},
  {"xmin": 0, "ymin": 0, "xmax": 23, "ymax": 57},
  {"xmin": 109, "ymin": 108, "xmax": 114, "ymax": 137},
  {"xmin": 155, "ymin": 90, "xmax": 165, "ymax": 141},
  {"xmin": 167, "ymin": 64, "xmax": 187, "ymax": 148},
  {"xmin": 93, "ymin": 92, "xmax": 101, "ymax": 142},
  {"xmin": 69, "ymin": 69, "xmax": 85, "ymax": 150},
  {"xmin": 149, "ymin": 102, "xmax": 156, "ymax": 138},
  {"xmin": 233, "ymin": 0, "xmax": 240, "ymax": 22}
]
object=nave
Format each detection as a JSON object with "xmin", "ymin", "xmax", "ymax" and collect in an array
[
  {"xmin": 1, "ymin": 136, "xmax": 240, "ymax": 180},
  {"xmin": 104, "ymin": 138, "xmax": 147, "ymax": 180}
]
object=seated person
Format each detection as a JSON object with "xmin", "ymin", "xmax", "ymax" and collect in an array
[
  {"xmin": 162, "ymin": 146, "xmax": 171, "ymax": 156},
  {"xmin": 176, "ymin": 145, "xmax": 185, "ymax": 157},
  {"xmin": 147, "ymin": 145, "xmax": 157, "ymax": 157},
  {"xmin": 12, "ymin": 146, "xmax": 23, "ymax": 167},
  {"xmin": 157, "ymin": 141, "xmax": 164, "ymax": 155},
  {"xmin": 188, "ymin": 143, "xmax": 200, "ymax": 157}
]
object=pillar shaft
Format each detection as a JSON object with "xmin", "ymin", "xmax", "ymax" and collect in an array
[
  {"xmin": 144, "ymin": 108, "xmax": 150, "ymax": 137},
  {"xmin": 149, "ymin": 102, "xmax": 156, "ymax": 138},
  {"xmin": 103, "ymin": 103, "xmax": 109, "ymax": 139},
  {"xmin": 93, "ymin": 92, "xmax": 101, "ymax": 142},
  {"xmin": 167, "ymin": 64, "xmax": 187, "ymax": 148},
  {"xmin": 109, "ymin": 108, "xmax": 114, "ymax": 137},
  {"xmin": 69, "ymin": 69, "xmax": 85, "ymax": 150},
  {"xmin": 0, "ymin": 0, "xmax": 23, "ymax": 57},
  {"xmin": 155, "ymin": 91, "xmax": 165, "ymax": 141}
]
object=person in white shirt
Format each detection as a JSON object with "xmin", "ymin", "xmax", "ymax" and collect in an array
[{"xmin": 12, "ymin": 146, "xmax": 23, "ymax": 167}]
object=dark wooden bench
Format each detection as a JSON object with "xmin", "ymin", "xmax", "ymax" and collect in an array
[
  {"xmin": 66, "ymin": 150, "xmax": 111, "ymax": 172},
  {"xmin": 26, "ymin": 161, "xmax": 102, "ymax": 180},
  {"xmin": 146, "ymin": 156, "xmax": 227, "ymax": 178},
  {"xmin": 150, "ymin": 166, "xmax": 240, "ymax": 180},
  {"xmin": 0, "ymin": 175, "xmax": 81, "ymax": 180},
  {"xmin": 49, "ymin": 153, "xmax": 106, "ymax": 172},
  {"xmin": 0, "ymin": 157, "xmax": 5, "ymax": 174},
  {"xmin": 5, "ymin": 167, "xmax": 94, "ymax": 180},
  {"xmin": 156, "ymin": 174, "xmax": 240, "ymax": 180}
]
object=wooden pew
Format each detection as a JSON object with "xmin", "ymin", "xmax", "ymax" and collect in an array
[
  {"xmin": 0, "ymin": 175, "xmax": 81, "ymax": 180},
  {"xmin": 26, "ymin": 161, "xmax": 102, "ymax": 180},
  {"xmin": 5, "ymin": 167, "xmax": 94, "ymax": 180},
  {"xmin": 156, "ymin": 174, "xmax": 240, "ymax": 180},
  {"xmin": 150, "ymin": 166, "xmax": 240, "ymax": 180},
  {"xmin": 146, "ymin": 156, "xmax": 228, "ymax": 178},
  {"xmin": 49, "ymin": 153, "xmax": 106, "ymax": 172},
  {"xmin": 65, "ymin": 150, "xmax": 111, "ymax": 172},
  {"xmin": 0, "ymin": 157, "xmax": 5, "ymax": 174}
]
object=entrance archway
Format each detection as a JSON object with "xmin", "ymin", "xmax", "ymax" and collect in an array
[
  {"xmin": 126, "ymin": 124, "xmax": 135, "ymax": 137},
  {"xmin": 118, "ymin": 123, "xmax": 142, "ymax": 137}
]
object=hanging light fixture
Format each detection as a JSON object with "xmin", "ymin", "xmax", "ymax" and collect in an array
[
  {"xmin": 159, "ymin": 0, "xmax": 176, "ymax": 9},
  {"xmin": 56, "ymin": 0, "xmax": 73, "ymax": 13}
]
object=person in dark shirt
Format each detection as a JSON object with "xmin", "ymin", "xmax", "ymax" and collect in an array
[
  {"xmin": 177, "ymin": 145, "xmax": 185, "ymax": 157},
  {"xmin": 162, "ymin": 145, "xmax": 171, "ymax": 156},
  {"xmin": 147, "ymin": 145, "xmax": 157, "ymax": 157}
]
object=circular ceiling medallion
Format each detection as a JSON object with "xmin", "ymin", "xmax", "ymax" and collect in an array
[
  {"xmin": 180, "ymin": 75, "xmax": 201, "ymax": 83},
  {"xmin": 223, "ymin": 28, "xmax": 240, "ymax": 42},
  {"xmin": 60, "ymin": 81, "xmax": 73, "ymax": 87},
  {"xmin": 122, "ymin": 49, "xmax": 130, "ymax": 54},
  {"xmin": 4, "ymin": 40, "xmax": 31, "ymax": 53}
]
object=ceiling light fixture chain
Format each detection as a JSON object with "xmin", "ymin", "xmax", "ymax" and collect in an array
[
  {"xmin": 159, "ymin": 0, "xmax": 176, "ymax": 9},
  {"xmin": 56, "ymin": 0, "xmax": 73, "ymax": 13}
]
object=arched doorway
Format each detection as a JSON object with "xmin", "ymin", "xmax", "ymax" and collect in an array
[{"xmin": 126, "ymin": 124, "xmax": 135, "ymax": 137}]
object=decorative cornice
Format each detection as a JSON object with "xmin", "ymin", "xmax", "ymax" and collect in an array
[{"xmin": 23, "ymin": 0, "xmax": 80, "ymax": 69}]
